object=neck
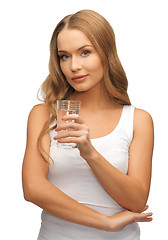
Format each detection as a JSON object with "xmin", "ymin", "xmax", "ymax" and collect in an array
[{"xmin": 68, "ymin": 83, "xmax": 118, "ymax": 111}]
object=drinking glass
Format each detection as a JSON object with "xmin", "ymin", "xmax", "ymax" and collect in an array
[{"xmin": 56, "ymin": 100, "xmax": 81, "ymax": 149}]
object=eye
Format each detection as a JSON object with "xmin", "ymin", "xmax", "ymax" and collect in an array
[
  {"xmin": 81, "ymin": 50, "xmax": 90, "ymax": 56},
  {"xmin": 59, "ymin": 55, "xmax": 70, "ymax": 60}
]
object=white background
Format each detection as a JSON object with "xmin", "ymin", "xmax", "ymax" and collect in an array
[{"xmin": 0, "ymin": 0, "xmax": 167, "ymax": 239}]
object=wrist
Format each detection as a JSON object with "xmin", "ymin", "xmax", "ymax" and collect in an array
[
  {"xmin": 80, "ymin": 145, "xmax": 99, "ymax": 161},
  {"xmin": 95, "ymin": 214, "xmax": 111, "ymax": 231},
  {"xmin": 98, "ymin": 214, "xmax": 117, "ymax": 232}
]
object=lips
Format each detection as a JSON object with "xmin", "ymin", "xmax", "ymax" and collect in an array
[{"xmin": 71, "ymin": 74, "xmax": 88, "ymax": 82}]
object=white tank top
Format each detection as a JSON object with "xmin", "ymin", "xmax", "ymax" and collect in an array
[{"xmin": 38, "ymin": 105, "xmax": 140, "ymax": 240}]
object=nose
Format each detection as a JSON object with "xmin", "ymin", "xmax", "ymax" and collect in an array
[{"xmin": 71, "ymin": 56, "xmax": 81, "ymax": 72}]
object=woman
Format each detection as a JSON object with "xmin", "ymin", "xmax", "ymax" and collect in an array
[{"xmin": 22, "ymin": 10, "xmax": 154, "ymax": 239}]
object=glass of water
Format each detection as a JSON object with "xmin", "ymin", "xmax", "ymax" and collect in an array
[{"xmin": 56, "ymin": 100, "xmax": 81, "ymax": 149}]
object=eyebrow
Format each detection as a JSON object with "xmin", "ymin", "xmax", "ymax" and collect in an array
[{"xmin": 58, "ymin": 45, "xmax": 93, "ymax": 53}]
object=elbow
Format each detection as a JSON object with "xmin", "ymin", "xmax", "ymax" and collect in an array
[
  {"xmin": 22, "ymin": 182, "xmax": 37, "ymax": 202},
  {"xmin": 129, "ymin": 187, "xmax": 149, "ymax": 213},
  {"xmin": 130, "ymin": 205, "xmax": 146, "ymax": 213},
  {"xmin": 22, "ymin": 178, "xmax": 47, "ymax": 203},
  {"xmin": 23, "ymin": 190, "xmax": 32, "ymax": 202},
  {"xmin": 129, "ymin": 200, "xmax": 147, "ymax": 213}
]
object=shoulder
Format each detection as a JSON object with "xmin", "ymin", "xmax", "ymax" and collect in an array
[
  {"xmin": 133, "ymin": 107, "xmax": 154, "ymax": 136},
  {"xmin": 28, "ymin": 103, "xmax": 50, "ymax": 122},
  {"xmin": 27, "ymin": 103, "xmax": 50, "ymax": 132},
  {"xmin": 134, "ymin": 107, "xmax": 153, "ymax": 125}
]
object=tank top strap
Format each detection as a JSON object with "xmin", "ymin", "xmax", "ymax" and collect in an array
[
  {"xmin": 49, "ymin": 104, "xmax": 57, "ymax": 128},
  {"xmin": 118, "ymin": 105, "xmax": 135, "ymax": 145},
  {"xmin": 49, "ymin": 110, "xmax": 57, "ymax": 144}
]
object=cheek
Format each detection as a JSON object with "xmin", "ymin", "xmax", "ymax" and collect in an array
[
  {"xmin": 87, "ymin": 54, "xmax": 103, "ymax": 70},
  {"xmin": 89, "ymin": 59, "xmax": 104, "ymax": 78}
]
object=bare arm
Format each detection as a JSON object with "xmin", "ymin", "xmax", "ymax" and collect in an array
[
  {"xmin": 22, "ymin": 105, "xmax": 152, "ymax": 231},
  {"xmin": 86, "ymin": 109, "xmax": 154, "ymax": 212},
  {"xmin": 22, "ymin": 104, "xmax": 108, "ymax": 230},
  {"xmin": 55, "ymin": 108, "xmax": 154, "ymax": 212}
]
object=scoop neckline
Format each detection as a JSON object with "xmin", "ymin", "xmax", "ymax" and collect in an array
[{"xmin": 90, "ymin": 105, "xmax": 125, "ymax": 141}]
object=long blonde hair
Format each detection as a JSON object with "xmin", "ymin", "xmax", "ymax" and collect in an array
[{"xmin": 37, "ymin": 9, "xmax": 131, "ymax": 163}]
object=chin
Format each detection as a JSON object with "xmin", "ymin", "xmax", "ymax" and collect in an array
[
  {"xmin": 74, "ymin": 87, "xmax": 90, "ymax": 92},
  {"xmin": 72, "ymin": 85, "xmax": 90, "ymax": 92}
]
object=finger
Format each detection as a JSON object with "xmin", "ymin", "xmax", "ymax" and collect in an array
[
  {"xmin": 57, "ymin": 137, "xmax": 79, "ymax": 143},
  {"xmin": 56, "ymin": 122, "xmax": 82, "ymax": 131},
  {"xmin": 62, "ymin": 114, "xmax": 84, "ymax": 124},
  {"xmin": 137, "ymin": 217, "xmax": 153, "ymax": 222},
  {"xmin": 138, "ymin": 212, "xmax": 153, "ymax": 218},
  {"xmin": 57, "ymin": 135, "xmax": 85, "ymax": 144},
  {"xmin": 54, "ymin": 130, "xmax": 83, "ymax": 140},
  {"xmin": 134, "ymin": 212, "xmax": 153, "ymax": 222},
  {"xmin": 141, "ymin": 205, "xmax": 149, "ymax": 212}
]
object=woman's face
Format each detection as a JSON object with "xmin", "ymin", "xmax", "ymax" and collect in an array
[{"xmin": 57, "ymin": 29, "xmax": 104, "ymax": 92}]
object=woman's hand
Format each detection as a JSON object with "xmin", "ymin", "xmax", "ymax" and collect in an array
[
  {"xmin": 54, "ymin": 114, "xmax": 96, "ymax": 159},
  {"xmin": 105, "ymin": 205, "xmax": 153, "ymax": 232}
]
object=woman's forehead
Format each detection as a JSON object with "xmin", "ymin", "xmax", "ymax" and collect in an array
[{"xmin": 57, "ymin": 29, "xmax": 93, "ymax": 52}]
